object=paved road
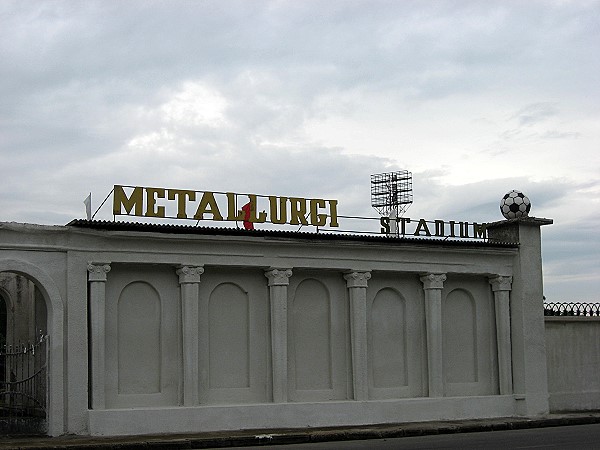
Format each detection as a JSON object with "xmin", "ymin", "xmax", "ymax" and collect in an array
[{"xmin": 226, "ymin": 423, "xmax": 600, "ymax": 449}]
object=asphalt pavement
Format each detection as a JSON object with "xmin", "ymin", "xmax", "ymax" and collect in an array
[
  {"xmin": 227, "ymin": 423, "xmax": 600, "ymax": 449},
  {"xmin": 0, "ymin": 411, "xmax": 599, "ymax": 449}
]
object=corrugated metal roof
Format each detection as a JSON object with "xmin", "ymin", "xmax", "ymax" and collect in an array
[{"xmin": 66, "ymin": 219, "xmax": 518, "ymax": 248}]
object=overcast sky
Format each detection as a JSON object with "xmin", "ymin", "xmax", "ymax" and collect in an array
[{"xmin": 1, "ymin": 1, "xmax": 598, "ymax": 301}]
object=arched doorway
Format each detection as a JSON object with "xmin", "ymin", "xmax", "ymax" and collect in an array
[
  {"xmin": 0, "ymin": 259, "xmax": 64, "ymax": 437},
  {"xmin": 0, "ymin": 272, "xmax": 48, "ymax": 434}
]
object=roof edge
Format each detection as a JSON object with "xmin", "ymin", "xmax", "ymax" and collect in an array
[{"xmin": 66, "ymin": 219, "xmax": 518, "ymax": 248}]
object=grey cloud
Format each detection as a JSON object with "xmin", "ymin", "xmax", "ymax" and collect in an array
[
  {"xmin": 408, "ymin": 175, "xmax": 593, "ymax": 222},
  {"xmin": 539, "ymin": 130, "xmax": 581, "ymax": 140},
  {"xmin": 4, "ymin": 1, "xmax": 599, "ymax": 111},
  {"xmin": 1, "ymin": 0, "xmax": 599, "ymax": 301},
  {"xmin": 497, "ymin": 102, "xmax": 581, "ymax": 144},
  {"xmin": 542, "ymin": 215, "xmax": 600, "ymax": 302},
  {"xmin": 511, "ymin": 102, "xmax": 559, "ymax": 126}
]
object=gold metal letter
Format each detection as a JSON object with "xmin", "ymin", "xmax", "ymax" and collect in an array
[
  {"xmin": 246, "ymin": 194, "xmax": 267, "ymax": 223},
  {"xmin": 269, "ymin": 196, "xmax": 287, "ymax": 224},
  {"xmin": 168, "ymin": 189, "xmax": 196, "ymax": 219},
  {"xmin": 113, "ymin": 185, "xmax": 143, "ymax": 216},
  {"xmin": 193, "ymin": 192, "xmax": 223, "ymax": 221},
  {"xmin": 145, "ymin": 187, "xmax": 166, "ymax": 217},
  {"xmin": 226, "ymin": 192, "xmax": 246, "ymax": 221},
  {"xmin": 289, "ymin": 198, "xmax": 308, "ymax": 225},
  {"xmin": 328, "ymin": 200, "xmax": 339, "ymax": 227},
  {"xmin": 310, "ymin": 199, "xmax": 327, "ymax": 226}
]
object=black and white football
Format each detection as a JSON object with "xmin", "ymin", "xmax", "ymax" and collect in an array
[{"xmin": 500, "ymin": 190, "xmax": 531, "ymax": 219}]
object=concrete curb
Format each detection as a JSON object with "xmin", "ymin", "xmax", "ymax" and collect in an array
[{"xmin": 1, "ymin": 412, "xmax": 600, "ymax": 449}]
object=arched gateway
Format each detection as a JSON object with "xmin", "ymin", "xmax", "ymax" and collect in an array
[{"xmin": 0, "ymin": 259, "xmax": 64, "ymax": 436}]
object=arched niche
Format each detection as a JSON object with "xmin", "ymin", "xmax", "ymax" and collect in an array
[
  {"xmin": 443, "ymin": 288, "xmax": 478, "ymax": 383},
  {"xmin": 117, "ymin": 281, "xmax": 161, "ymax": 394},
  {"xmin": 369, "ymin": 287, "xmax": 408, "ymax": 389},
  {"xmin": 290, "ymin": 278, "xmax": 332, "ymax": 392},
  {"xmin": 208, "ymin": 282, "xmax": 250, "ymax": 389}
]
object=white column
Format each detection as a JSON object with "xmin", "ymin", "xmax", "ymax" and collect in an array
[
  {"xmin": 87, "ymin": 262, "xmax": 111, "ymax": 410},
  {"xmin": 344, "ymin": 271, "xmax": 371, "ymax": 401},
  {"xmin": 420, "ymin": 273, "xmax": 447, "ymax": 398},
  {"xmin": 177, "ymin": 265, "xmax": 204, "ymax": 406},
  {"xmin": 265, "ymin": 268, "xmax": 293, "ymax": 403},
  {"xmin": 487, "ymin": 218, "xmax": 552, "ymax": 414},
  {"xmin": 489, "ymin": 275, "xmax": 513, "ymax": 395}
]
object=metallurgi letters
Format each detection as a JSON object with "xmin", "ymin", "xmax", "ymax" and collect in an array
[{"xmin": 113, "ymin": 185, "xmax": 339, "ymax": 227}]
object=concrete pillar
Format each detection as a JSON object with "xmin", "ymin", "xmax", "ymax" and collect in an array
[
  {"xmin": 87, "ymin": 262, "xmax": 111, "ymax": 410},
  {"xmin": 177, "ymin": 265, "xmax": 204, "ymax": 406},
  {"xmin": 420, "ymin": 273, "xmax": 447, "ymax": 398},
  {"xmin": 265, "ymin": 268, "xmax": 293, "ymax": 403},
  {"xmin": 344, "ymin": 271, "xmax": 371, "ymax": 401},
  {"xmin": 489, "ymin": 275, "xmax": 513, "ymax": 395},
  {"xmin": 487, "ymin": 217, "xmax": 553, "ymax": 415}
]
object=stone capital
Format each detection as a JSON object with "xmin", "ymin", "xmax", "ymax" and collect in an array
[
  {"xmin": 176, "ymin": 266, "xmax": 204, "ymax": 284},
  {"xmin": 265, "ymin": 268, "xmax": 293, "ymax": 286},
  {"xmin": 344, "ymin": 271, "xmax": 372, "ymax": 288},
  {"xmin": 489, "ymin": 275, "xmax": 513, "ymax": 292},
  {"xmin": 420, "ymin": 273, "xmax": 447, "ymax": 290},
  {"xmin": 87, "ymin": 263, "xmax": 111, "ymax": 282}
]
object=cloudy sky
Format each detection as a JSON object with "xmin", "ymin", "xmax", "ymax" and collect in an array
[{"xmin": 1, "ymin": 1, "xmax": 598, "ymax": 301}]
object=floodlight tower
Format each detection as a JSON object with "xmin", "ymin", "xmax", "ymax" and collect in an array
[{"xmin": 371, "ymin": 170, "xmax": 413, "ymax": 236}]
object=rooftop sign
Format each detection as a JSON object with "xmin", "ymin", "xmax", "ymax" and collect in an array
[
  {"xmin": 107, "ymin": 184, "xmax": 489, "ymax": 240},
  {"xmin": 112, "ymin": 185, "xmax": 339, "ymax": 229}
]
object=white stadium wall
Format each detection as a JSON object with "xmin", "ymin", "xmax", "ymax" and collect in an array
[
  {"xmin": 0, "ymin": 217, "xmax": 559, "ymax": 436},
  {"xmin": 545, "ymin": 316, "xmax": 600, "ymax": 412}
]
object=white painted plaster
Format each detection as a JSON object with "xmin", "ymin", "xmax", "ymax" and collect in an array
[
  {"xmin": 545, "ymin": 317, "xmax": 600, "ymax": 411},
  {"xmin": 0, "ymin": 219, "xmax": 560, "ymax": 436}
]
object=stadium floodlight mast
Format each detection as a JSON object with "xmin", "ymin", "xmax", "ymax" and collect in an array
[{"xmin": 371, "ymin": 170, "xmax": 413, "ymax": 236}]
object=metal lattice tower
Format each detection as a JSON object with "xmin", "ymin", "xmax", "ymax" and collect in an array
[{"xmin": 371, "ymin": 171, "xmax": 413, "ymax": 217}]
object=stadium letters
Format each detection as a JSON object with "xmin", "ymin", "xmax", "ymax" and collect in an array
[{"xmin": 379, "ymin": 216, "xmax": 488, "ymax": 239}]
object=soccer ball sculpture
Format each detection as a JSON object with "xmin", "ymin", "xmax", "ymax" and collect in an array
[{"xmin": 500, "ymin": 190, "xmax": 531, "ymax": 219}]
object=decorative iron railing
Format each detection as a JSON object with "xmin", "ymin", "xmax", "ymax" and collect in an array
[
  {"xmin": 544, "ymin": 302, "xmax": 600, "ymax": 317},
  {"xmin": 0, "ymin": 334, "xmax": 48, "ymax": 435}
]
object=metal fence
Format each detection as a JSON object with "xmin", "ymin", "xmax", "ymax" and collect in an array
[
  {"xmin": 0, "ymin": 334, "xmax": 48, "ymax": 435},
  {"xmin": 544, "ymin": 302, "xmax": 600, "ymax": 317}
]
